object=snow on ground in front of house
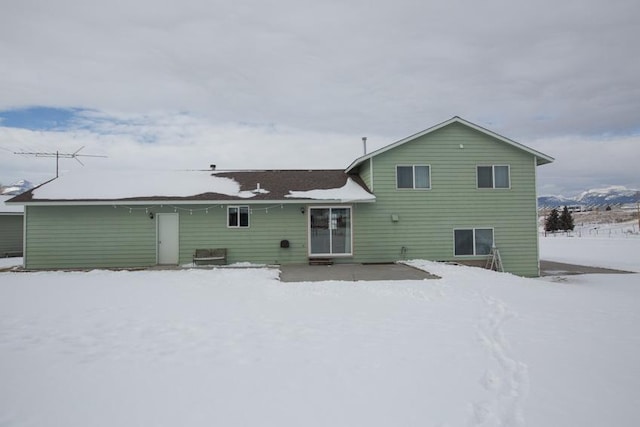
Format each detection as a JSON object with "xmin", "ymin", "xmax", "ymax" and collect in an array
[
  {"xmin": 0, "ymin": 257, "xmax": 22, "ymax": 269},
  {"xmin": 540, "ymin": 226, "xmax": 640, "ymax": 272},
  {"xmin": 1, "ymin": 243, "xmax": 639, "ymax": 426}
]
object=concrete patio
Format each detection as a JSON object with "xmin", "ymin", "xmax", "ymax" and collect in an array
[{"xmin": 279, "ymin": 263, "xmax": 440, "ymax": 282}]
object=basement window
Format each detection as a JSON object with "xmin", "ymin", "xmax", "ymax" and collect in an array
[{"xmin": 454, "ymin": 228, "xmax": 494, "ymax": 256}]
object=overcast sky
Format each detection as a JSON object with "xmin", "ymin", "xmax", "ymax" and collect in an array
[{"xmin": 1, "ymin": 0, "xmax": 639, "ymax": 196}]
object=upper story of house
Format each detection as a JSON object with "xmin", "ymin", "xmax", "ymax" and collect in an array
[{"xmin": 345, "ymin": 116, "xmax": 553, "ymax": 207}]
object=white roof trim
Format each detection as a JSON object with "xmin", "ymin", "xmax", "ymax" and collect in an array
[
  {"xmin": 345, "ymin": 116, "xmax": 554, "ymax": 172},
  {"xmin": 13, "ymin": 198, "xmax": 376, "ymax": 207}
]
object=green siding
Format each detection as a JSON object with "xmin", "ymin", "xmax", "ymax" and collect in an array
[
  {"xmin": 25, "ymin": 204, "xmax": 311, "ymax": 269},
  {"xmin": 178, "ymin": 204, "xmax": 308, "ymax": 265},
  {"xmin": 350, "ymin": 122, "xmax": 541, "ymax": 276},
  {"xmin": 0, "ymin": 215, "xmax": 23, "ymax": 256},
  {"xmin": 25, "ymin": 206, "xmax": 156, "ymax": 269},
  {"xmin": 358, "ymin": 158, "xmax": 373, "ymax": 190}
]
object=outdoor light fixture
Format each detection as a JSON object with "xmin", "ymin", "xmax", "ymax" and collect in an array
[
  {"xmin": 148, "ymin": 212, "xmax": 154, "ymax": 219},
  {"xmin": 300, "ymin": 207, "xmax": 305, "ymax": 214}
]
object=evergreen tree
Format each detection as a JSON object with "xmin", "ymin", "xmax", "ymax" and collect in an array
[
  {"xmin": 544, "ymin": 208, "xmax": 560, "ymax": 232},
  {"xmin": 559, "ymin": 206, "xmax": 575, "ymax": 231}
]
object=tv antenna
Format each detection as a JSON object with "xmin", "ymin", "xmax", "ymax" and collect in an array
[{"xmin": 14, "ymin": 146, "xmax": 108, "ymax": 177}]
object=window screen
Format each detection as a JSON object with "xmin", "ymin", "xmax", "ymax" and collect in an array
[
  {"xmin": 414, "ymin": 166, "xmax": 430, "ymax": 188},
  {"xmin": 494, "ymin": 166, "xmax": 510, "ymax": 188},
  {"xmin": 397, "ymin": 166, "xmax": 413, "ymax": 188},
  {"xmin": 474, "ymin": 229, "xmax": 494, "ymax": 255},
  {"xmin": 454, "ymin": 229, "xmax": 474, "ymax": 256},
  {"xmin": 477, "ymin": 166, "xmax": 493, "ymax": 188}
]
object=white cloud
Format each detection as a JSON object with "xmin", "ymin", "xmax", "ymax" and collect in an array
[
  {"xmin": 532, "ymin": 134, "xmax": 640, "ymax": 196},
  {"xmin": 0, "ymin": 112, "xmax": 380, "ymax": 186},
  {"xmin": 1, "ymin": 0, "xmax": 639, "ymax": 136}
]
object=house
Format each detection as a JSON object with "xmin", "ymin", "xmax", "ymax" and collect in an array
[
  {"xmin": 0, "ymin": 195, "xmax": 24, "ymax": 257},
  {"xmin": 7, "ymin": 116, "xmax": 553, "ymax": 276}
]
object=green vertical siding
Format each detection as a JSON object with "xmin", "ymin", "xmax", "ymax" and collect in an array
[
  {"xmin": 351, "ymin": 122, "xmax": 541, "ymax": 276},
  {"xmin": 24, "ymin": 203, "xmax": 310, "ymax": 269},
  {"xmin": 0, "ymin": 215, "xmax": 23, "ymax": 256}
]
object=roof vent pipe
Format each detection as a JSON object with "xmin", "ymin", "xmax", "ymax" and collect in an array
[{"xmin": 362, "ymin": 137, "xmax": 367, "ymax": 155}]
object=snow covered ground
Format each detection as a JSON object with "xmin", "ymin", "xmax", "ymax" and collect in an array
[
  {"xmin": 0, "ymin": 257, "xmax": 23, "ymax": 269},
  {"xmin": 540, "ymin": 220, "xmax": 640, "ymax": 272},
  {"xmin": 1, "ymin": 237, "xmax": 639, "ymax": 426}
]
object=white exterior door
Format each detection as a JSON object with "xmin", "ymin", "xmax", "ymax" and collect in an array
[{"xmin": 157, "ymin": 213, "xmax": 179, "ymax": 265}]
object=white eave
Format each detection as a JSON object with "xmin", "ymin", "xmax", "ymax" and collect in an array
[
  {"xmin": 14, "ymin": 198, "xmax": 376, "ymax": 207},
  {"xmin": 345, "ymin": 116, "xmax": 555, "ymax": 173},
  {"xmin": 1, "ymin": 195, "xmax": 24, "ymax": 214}
]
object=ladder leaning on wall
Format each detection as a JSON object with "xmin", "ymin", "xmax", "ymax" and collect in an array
[{"xmin": 485, "ymin": 246, "xmax": 504, "ymax": 272}]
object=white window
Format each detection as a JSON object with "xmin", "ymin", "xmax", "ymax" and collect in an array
[
  {"xmin": 477, "ymin": 165, "xmax": 510, "ymax": 189},
  {"xmin": 396, "ymin": 165, "xmax": 431, "ymax": 189},
  {"xmin": 309, "ymin": 207, "xmax": 352, "ymax": 256},
  {"xmin": 228, "ymin": 206, "xmax": 250, "ymax": 228},
  {"xmin": 454, "ymin": 228, "xmax": 494, "ymax": 256}
]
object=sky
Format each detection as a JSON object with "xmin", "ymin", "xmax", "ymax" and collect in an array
[{"xmin": 1, "ymin": 0, "xmax": 639, "ymax": 197}]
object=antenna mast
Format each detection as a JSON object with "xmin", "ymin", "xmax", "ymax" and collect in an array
[{"xmin": 14, "ymin": 147, "xmax": 107, "ymax": 177}]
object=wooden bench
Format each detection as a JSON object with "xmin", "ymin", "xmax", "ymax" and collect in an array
[{"xmin": 193, "ymin": 248, "xmax": 227, "ymax": 265}]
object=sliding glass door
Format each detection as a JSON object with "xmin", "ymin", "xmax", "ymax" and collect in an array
[{"xmin": 309, "ymin": 207, "xmax": 352, "ymax": 256}]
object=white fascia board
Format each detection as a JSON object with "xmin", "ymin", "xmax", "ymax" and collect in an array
[{"xmin": 17, "ymin": 198, "xmax": 376, "ymax": 207}]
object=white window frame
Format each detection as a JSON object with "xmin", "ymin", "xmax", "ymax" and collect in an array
[
  {"xmin": 227, "ymin": 206, "xmax": 250, "ymax": 228},
  {"xmin": 308, "ymin": 205, "xmax": 354, "ymax": 257},
  {"xmin": 396, "ymin": 164, "xmax": 431, "ymax": 190},
  {"xmin": 476, "ymin": 165, "xmax": 510, "ymax": 189},
  {"xmin": 453, "ymin": 228, "xmax": 494, "ymax": 256}
]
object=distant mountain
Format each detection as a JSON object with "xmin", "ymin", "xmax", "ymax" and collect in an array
[
  {"xmin": 0, "ymin": 179, "xmax": 34, "ymax": 195},
  {"xmin": 539, "ymin": 185, "xmax": 640, "ymax": 208},
  {"xmin": 537, "ymin": 194, "xmax": 575, "ymax": 208}
]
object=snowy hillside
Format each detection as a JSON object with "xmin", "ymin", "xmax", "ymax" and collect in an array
[
  {"xmin": 1, "ymin": 236, "xmax": 639, "ymax": 426},
  {"xmin": 539, "ymin": 185, "xmax": 639, "ymax": 207}
]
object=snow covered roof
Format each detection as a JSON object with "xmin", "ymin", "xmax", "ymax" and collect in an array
[
  {"xmin": 9, "ymin": 170, "xmax": 375, "ymax": 205},
  {"xmin": 0, "ymin": 195, "xmax": 24, "ymax": 213},
  {"xmin": 346, "ymin": 116, "xmax": 554, "ymax": 173}
]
